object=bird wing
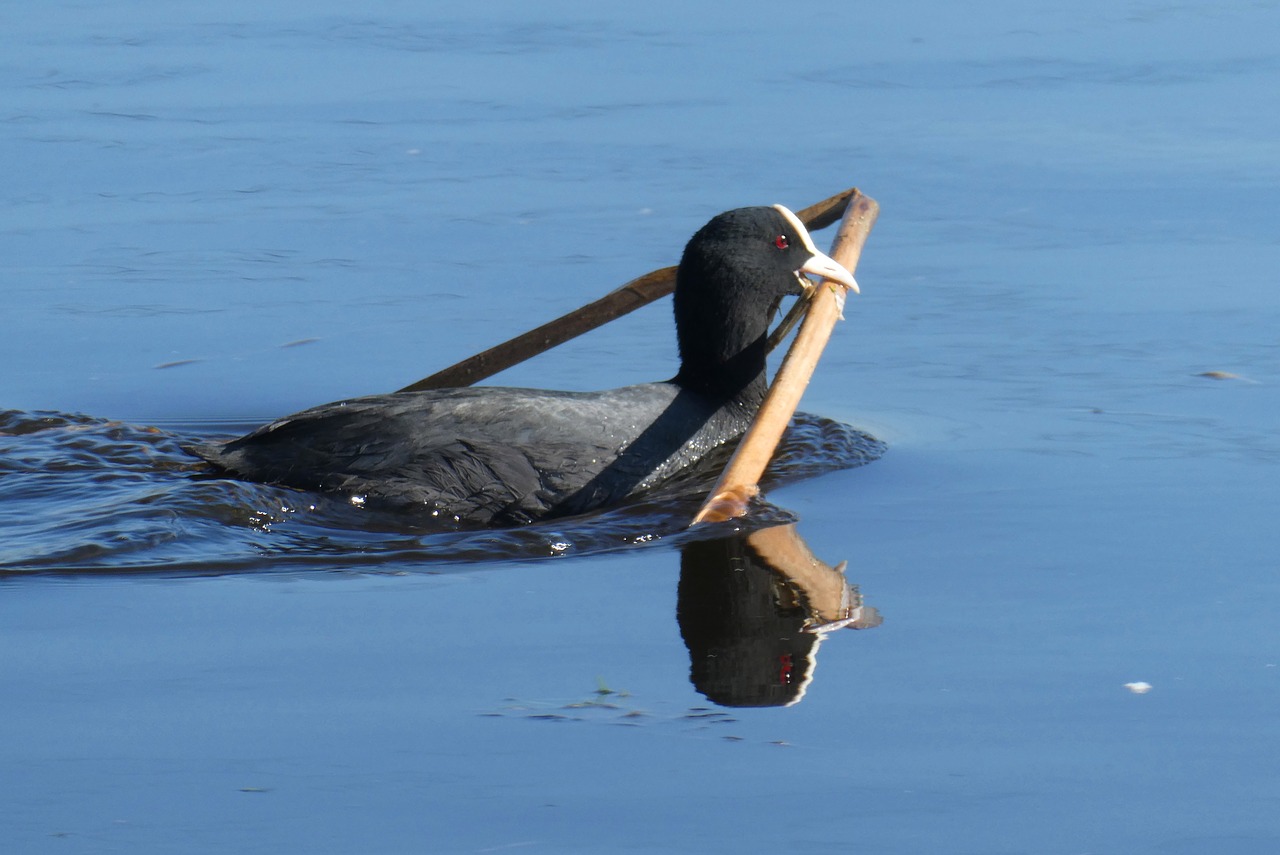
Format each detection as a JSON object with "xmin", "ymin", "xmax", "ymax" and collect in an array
[{"xmin": 189, "ymin": 385, "xmax": 684, "ymax": 523}]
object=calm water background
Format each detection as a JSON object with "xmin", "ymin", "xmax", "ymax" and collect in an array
[{"xmin": 4, "ymin": 1, "xmax": 1279, "ymax": 852}]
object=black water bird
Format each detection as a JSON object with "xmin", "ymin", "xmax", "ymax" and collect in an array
[{"xmin": 188, "ymin": 205, "xmax": 857, "ymax": 526}]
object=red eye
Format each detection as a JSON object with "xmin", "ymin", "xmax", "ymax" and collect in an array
[{"xmin": 774, "ymin": 234, "xmax": 789, "ymax": 250}]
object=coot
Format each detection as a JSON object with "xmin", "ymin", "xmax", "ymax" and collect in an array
[{"xmin": 189, "ymin": 205, "xmax": 857, "ymax": 526}]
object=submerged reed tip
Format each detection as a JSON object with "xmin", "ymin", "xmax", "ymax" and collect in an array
[{"xmin": 690, "ymin": 486, "xmax": 758, "ymax": 526}]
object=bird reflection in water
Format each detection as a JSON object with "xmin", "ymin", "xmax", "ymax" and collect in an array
[{"xmin": 677, "ymin": 523, "xmax": 880, "ymax": 708}]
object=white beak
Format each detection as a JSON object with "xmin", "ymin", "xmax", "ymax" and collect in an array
[
  {"xmin": 800, "ymin": 250, "xmax": 859, "ymax": 294},
  {"xmin": 772, "ymin": 204, "xmax": 859, "ymax": 293}
]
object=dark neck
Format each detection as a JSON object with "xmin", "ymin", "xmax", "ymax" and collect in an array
[
  {"xmin": 673, "ymin": 288, "xmax": 774, "ymax": 407},
  {"xmin": 674, "ymin": 336, "xmax": 770, "ymax": 405}
]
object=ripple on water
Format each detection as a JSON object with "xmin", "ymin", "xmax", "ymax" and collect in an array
[{"xmin": 0, "ymin": 409, "xmax": 883, "ymax": 576}]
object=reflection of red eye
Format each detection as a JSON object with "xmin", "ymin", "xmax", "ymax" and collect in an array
[{"xmin": 774, "ymin": 235, "xmax": 789, "ymax": 250}]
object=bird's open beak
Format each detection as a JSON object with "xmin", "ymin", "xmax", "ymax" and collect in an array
[{"xmin": 773, "ymin": 204, "xmax": 859, "ymax": 294}]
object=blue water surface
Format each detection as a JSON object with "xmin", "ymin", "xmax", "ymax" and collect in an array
[{"xmin": 3, "ymin": 1, "xmax": 1279, "ymax": 853}]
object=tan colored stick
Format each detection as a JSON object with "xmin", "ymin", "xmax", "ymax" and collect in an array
[
  {"xmin": 746, "ymin": 524, "xmax": 881, "ymax": 630},
  {"xmin": 398, "ymin": 267, "xmax": 673, "ymax": 393},
  {"xmin": 397, "ymin": 187, "xmax": 861, "ymax": 393},
  {"xmin": 691, "ymin": 191, "xmax": 879, "ymax": 525}
]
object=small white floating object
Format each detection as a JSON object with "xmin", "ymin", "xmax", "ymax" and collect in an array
[{"xmin": 1124, "ymin": 681, "xmax": 1153, "ymax": 694}]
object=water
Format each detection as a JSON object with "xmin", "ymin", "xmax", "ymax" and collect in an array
[
  {"xmin": 4, "ymin": 1, "xmax": 1280, "ymax": 853},
  {"xmin": 0, "ymin": 408, "xmax": 880, "ymax": 572}
]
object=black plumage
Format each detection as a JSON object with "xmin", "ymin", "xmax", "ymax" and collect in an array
[{"xmin": 188, "ymin": 205, "xmax": 856, "ymax": 526}]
